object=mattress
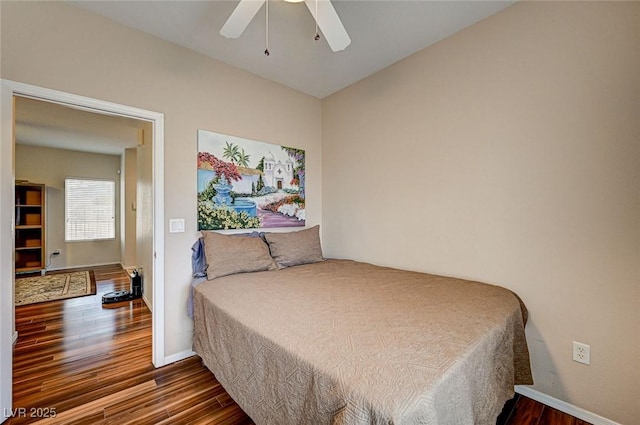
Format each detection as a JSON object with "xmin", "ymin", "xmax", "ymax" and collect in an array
[{"xmin": 193, "ymin": 259, "xmax": 532, "ymax": 425}]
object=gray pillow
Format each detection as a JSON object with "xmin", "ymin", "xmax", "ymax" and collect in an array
[
  {"xmin": 202, "ymin": 231, "xmax": 277, "ymax": 280},
  {"xmin": 264, "ymin": 225, "xmax": 324, "ymax": 269}
]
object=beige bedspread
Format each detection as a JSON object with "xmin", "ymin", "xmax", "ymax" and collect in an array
[{"xmin": 193, "ymin": 259, "xmax": 532, "ymax": 425}]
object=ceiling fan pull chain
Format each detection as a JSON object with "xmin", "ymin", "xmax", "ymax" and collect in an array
[
  {"xmin": 264, "ymin": 0, "xmax": 270, "ymax": 56},
  {"xmin": 314, "ymin": 0, "xmax": 320, "ymax": 41}
]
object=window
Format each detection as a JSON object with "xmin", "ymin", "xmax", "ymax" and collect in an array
[{"xmin": 65, "ymin": 178, "xmax": 115, "ymax": 241}]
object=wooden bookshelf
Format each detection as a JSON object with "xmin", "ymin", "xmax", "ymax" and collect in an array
[{"xmin": 15, "ymin": 182, "xmax": 46, "ymax": 274}]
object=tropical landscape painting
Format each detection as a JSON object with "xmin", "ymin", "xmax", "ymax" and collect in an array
[{"xmin": 197, "ymin": 129, "xmax": 306, "ymax": 230}]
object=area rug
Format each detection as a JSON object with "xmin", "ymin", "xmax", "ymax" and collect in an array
[{"xmin": 15, "ymin": 271, "xmax": 96, "ymax": 306}]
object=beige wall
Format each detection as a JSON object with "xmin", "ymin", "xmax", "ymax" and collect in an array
[
  {"xmin": 4, "ymin": 0, "xmax": 638, "ymax": 423},
  {"xmin": 0, "ymin": 1, "xmax": 322, "ymax": 357},
  {"xmin": 136, "ymin": 126, "xmax": 153, "ymax": 310},
  {"xmin": 323, "ymin": 2, "xmax": 639, "ymax": 423},
  {"xmin": 15, "ymin": 144, "xmax": 122, "ymax": 269},
  {"xmin": 122, "ymin": 147, "xmax": 137, "ymax": 269}
]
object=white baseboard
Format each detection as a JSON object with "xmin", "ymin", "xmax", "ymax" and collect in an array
[
  {"xmin": 515, "ymin": 386, "xmax": 621, "ymax": 425},
  {"xmin": 163, "ymin": 350, "xmax": 196, "ymax": 366},
  {"xmin": 12, "ymin": 332, "xmax": 17, "ymax": 345},
  {"xmin": 45, "ymin": 261, "xmax": 121, "ymax": 272},
  {"xmin": 142, "ymin": 294, "xmax": 152, "ymax": 312}
]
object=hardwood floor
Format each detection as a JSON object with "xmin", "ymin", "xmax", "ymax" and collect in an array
[
  {"xmin": 498, "ymin": 394, "xmax": 592, "ymax": 425},
  {"xmin": 7, "ymin": 264, "xmax": 589, "ymax": 425},
  {"xmin": 8, "ymin": 264, "xmax": 252, "ymax": 425}
]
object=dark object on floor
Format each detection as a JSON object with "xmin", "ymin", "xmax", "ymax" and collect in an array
[
  {"xmin": 102, "ymin": 290, "xmax": 133, "ymax": 304},
  {"xmin": 102, "ymin": 269, "xmax": 142, "ymax": 305}
]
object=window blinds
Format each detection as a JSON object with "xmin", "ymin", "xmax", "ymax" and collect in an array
[{"xmin": 65, "ymin": 178, "xmax": 115, "ymax": 241}]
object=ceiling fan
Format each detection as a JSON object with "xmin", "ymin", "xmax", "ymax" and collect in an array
[{"xmin": 220, "ymin": 0, "xmax": 351, "ymax": 52}]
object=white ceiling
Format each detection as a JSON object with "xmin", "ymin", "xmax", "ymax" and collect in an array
[
  {"xmin": 16, "ymin": 1, "xmax": 516, "ymax": 155},
  {"xmin": 15, "ymin": 97, "xmax": 144, "ymax": 156},
  {"xmin": 69, "ymin": 0, "xmax": 516, "ymax": 99}
]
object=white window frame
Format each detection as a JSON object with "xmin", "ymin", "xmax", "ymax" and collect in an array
[{"xmin": 65, "ymin": 177, "xmax": 116, "ymax": 242}]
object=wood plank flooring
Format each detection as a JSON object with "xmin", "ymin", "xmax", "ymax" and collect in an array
[
  {"xmin": 8, "ymin": 264, "xmax": 252, "ymax": 425},
  {"xmin": 7, "ymin": 264, "xmax": 589, "ymax": 425},
  {"xmin": 498, "ymin": 394, "xmax": 592, "ymax": 425}
]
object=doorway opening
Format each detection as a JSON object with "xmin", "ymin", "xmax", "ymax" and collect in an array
[{"xmin": 1, "ymin": 80, "xmax": 166, "ymax": 419}]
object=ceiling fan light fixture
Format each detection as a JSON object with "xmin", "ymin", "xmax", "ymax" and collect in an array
[{"xmin": 221, "ymin": 0, "xmax": 350, "ymax": 52}]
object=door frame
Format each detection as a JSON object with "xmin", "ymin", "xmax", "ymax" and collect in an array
[{"xmin": 0, "ymin": 79, "xmax": 166, "ymax": 420}]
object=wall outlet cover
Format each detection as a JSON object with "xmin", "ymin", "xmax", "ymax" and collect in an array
[{"xmin": 572, "ymin": 341, "xmax": 591, "ymax": 365}]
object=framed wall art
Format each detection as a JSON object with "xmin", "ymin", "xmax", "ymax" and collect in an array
[{"xmin": 197, "ymin": 129, "xmax": 305, "ymax": 230}]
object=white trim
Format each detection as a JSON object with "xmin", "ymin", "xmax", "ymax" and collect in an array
[
  {"xmin": 11, "ymin": 88, "xmax": 160, "ymax": 122},
  {"xmin": 152, "ymin": 106, "xmax": 165, "ymax": 367},
  {"xmin": 0, "ymin": 79, "xmax": 16, "ymax": 422},
  {"xmin": 12, "ymin": 333, "xmax": 18, "ymax": 346},
  {"xmin": 0, "ymin": 81, "xmax": 166, "ymax": 420},
  {"xmin": 163, "ymin": 349, "xmax": 196, "ymax": 366},
  {"xmin": 44, "ymin": 261, "xmax": 126, "ymax": 272},
  {"xmin": 515, "ymin": 386, "xmax": 621, "ymax": 425},
  {"xmin": 142, "ymin": 294, "xmax": 152, "ymax": 313}
]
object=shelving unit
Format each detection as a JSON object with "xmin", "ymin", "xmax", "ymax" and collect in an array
[{"xmin": 15, "ymin": 182, "xmax": 46, "ymax": 274}]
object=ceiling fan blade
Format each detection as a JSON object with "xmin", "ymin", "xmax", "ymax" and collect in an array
[
  {"xmin": 304, "ymin": 0, "xmax": 351, "ymax": 52},
  {"xmin": 220, "ymin": 0, "xmax": 266, "ymax": 39}
]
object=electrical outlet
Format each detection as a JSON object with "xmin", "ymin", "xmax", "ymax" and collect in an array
[
  {"xmin": 572, "ymin": 341, "xmax": 591, "ymax": 365},
  {"xmin": 52, "ymin": 249, "xmax": 61, "ymax": 256}
]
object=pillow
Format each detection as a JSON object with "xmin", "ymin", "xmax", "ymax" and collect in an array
[
  {"xmin": 202, "ymin": 231, "xmax": 278, "ymax": 280},
  {"xmin": 264, "ymin": 225, "xmax": 324, "ymax": 269}
]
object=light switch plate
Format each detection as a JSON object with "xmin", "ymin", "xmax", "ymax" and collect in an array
[{"xmin": 169, "ymin": 218, "xmax": 185, "ymax": 233}]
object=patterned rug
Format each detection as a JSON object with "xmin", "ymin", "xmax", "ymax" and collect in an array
[{"xmin": 15, "ymin": 271, "xmax": 96, "ymax": 306}]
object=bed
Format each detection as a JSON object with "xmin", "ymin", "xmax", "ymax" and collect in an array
[{"xmin": 191, "ymin": 227, "xmax": 533, "ymax": 425}]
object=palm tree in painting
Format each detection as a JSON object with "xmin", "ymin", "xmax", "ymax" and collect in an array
[
  {"xmin": 223, "ymin": 142, "xmax": 251, "ymax": 167},
  {"xmin": 223, "ymin": 141, "xmax": 241, "ymax": 164},
  {"xmin": 237, "ymin": 148, "xmax": 251, "ymax": 167}
]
